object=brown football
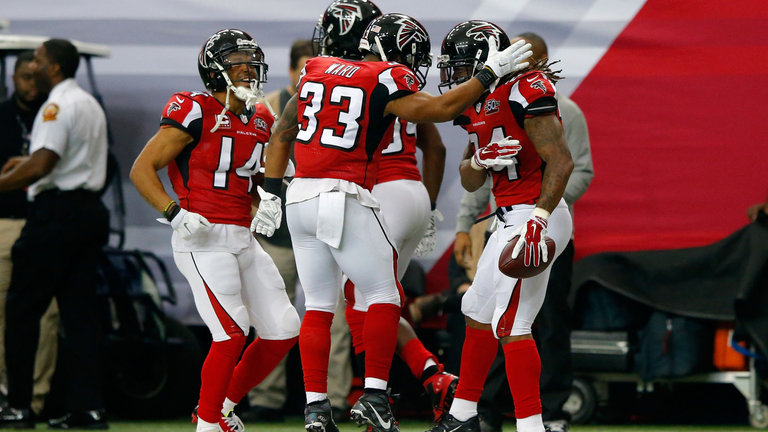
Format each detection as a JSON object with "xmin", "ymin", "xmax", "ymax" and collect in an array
[{"xmin": 498, "ymin": 235, "xmax": 556, "ymax": 279}]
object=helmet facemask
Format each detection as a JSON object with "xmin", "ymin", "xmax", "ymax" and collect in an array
[
  {"xmin": 200, "ymin": 34, "xmax": 274, "ymax": 132},
  {"xmin": 210, "ymin": 47, "xmax": 268, "ymax": 109},
  {"xmin": 437, "ymin": 50, "xmax": 482, "ymax": 94}
]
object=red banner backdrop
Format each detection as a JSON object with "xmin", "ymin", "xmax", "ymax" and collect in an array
[{"xmin": 572, "ymin": 0, "xmax": 768, "ymax": 259}]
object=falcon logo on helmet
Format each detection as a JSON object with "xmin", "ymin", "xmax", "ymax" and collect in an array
[
  {"xmin": 396, "ymin": 16, "xmax": 428, "ymax": 51},
  {"xmin": 466, "ymin": 23, "xmax": 503, "ymax": 45},
  {"xmin": 330, "ymin": 3, "xmax": 363, "ymax": 35}
]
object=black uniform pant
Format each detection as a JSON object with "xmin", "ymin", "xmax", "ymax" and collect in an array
[
  {"xmin": 5, "ymin": 189, "xmax": 109, "ymax": 412},
  {"xmin": 478, "ymin": 240, "xmax": 575, "ymax": 425}
]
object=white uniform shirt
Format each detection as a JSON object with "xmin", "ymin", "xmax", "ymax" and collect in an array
[{"xmin": 27, "ymin": 78, "xmax": 107, "ymax": 199}]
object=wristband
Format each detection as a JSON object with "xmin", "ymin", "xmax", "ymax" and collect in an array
[
  {"xmin": 430, "ymin": 202, "xmax": 437, "ymax": 211},
  {"xmin": 470, "ymin": 155, "xmax": 484, "ymax": 171},
  {"xmin": 165, "ymin": 202, "xmax": 181, "ymax": 222},
  {"xmin": 161, "ymin": 200, "xmax": 175, "ymax": 218},
  {"xmin": 474, "ymin": 67, "xmax": 497, "ymax": 89},
  {"xmin": 263, "ymin": 177, "xmax": 283, "ymax": 197},
  {"xmin": 531, "ymin": 207, "xmax": 550, "ymax": 220}
]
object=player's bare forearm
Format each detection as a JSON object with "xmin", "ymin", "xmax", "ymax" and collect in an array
[
  {"xmin": 130, "ymin": 127, "xmax": 191, "ymax": 212},
  {"xmin": 265, "ymin": 94, "xmax": 299, "ymax": 179},
  {"xmin": 130, "ymin": 159, "xmax": 173, "ymax": 213},
  {"xmin": 459, "ymin": 159, "xmax": 488, "ymax": 192},
  {"xmin": 416, "ymin": 123, "xmax": 446, "ymax": 204},
  {"xmin": 459, "ymin": 142, "xmax": 487, "ymax": 192},
  {"xmin": 387, "ymin": 78, "xmax": 486, "ymax": 123},
  {"xmin": 526, "ymin": 114, "xmax": 573, "ymax": 213}
]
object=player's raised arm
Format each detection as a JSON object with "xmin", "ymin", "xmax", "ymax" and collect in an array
[{"xmin": 386, "ymin": 38, "xmax": 532, "ymax": 123}]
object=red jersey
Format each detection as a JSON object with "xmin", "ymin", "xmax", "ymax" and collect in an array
[
  {"xmin": 376, "ymin": 118, "xmax": 421, "ymax": 184},
  {"xmin": 161, "ymin": 92, "xmax": 274, "ymax": 227},
  {"xmin": 294, "ymin": 56, "xmax": 419, "ymax": 190},
  {"xmin": 455, "ymin": 71, "xmax": 560, "ymax": 207}
]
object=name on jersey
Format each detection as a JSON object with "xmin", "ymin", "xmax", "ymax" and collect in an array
[
  {"xmin": 236, "ymin": 130, "xmax": 259, "ymax": 137},
  {"xmin": 473, "ymin": 121, "xmax": 486, "ymax": 127},
  {"xmin": 324, "ymin": 63, "xmax": 361, "ymax": 78}
]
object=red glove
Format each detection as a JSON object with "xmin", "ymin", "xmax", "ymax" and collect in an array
[
  {"xmin": 470, "ymin": 137, "xmax": 522, "ymax": 171},
  {"xmin": 509, "ymin": 207, "xmax": 550, "ymax": 267}
]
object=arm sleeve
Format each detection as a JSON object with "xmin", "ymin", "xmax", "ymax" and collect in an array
[
  {"xmin": 455, "ymin": 177, "xmax": 493, "ymax": 233},
  {"xmin": 560, "ymin": 97, "xmax": 594, "ymax": 206},
  {"xmin": 29, "ymin": 102, "xmax": 70, "ymax": 156}
]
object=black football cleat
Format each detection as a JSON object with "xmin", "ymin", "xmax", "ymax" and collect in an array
[
  {"xmin": 47, "ymin": 410, "xmax": 108, "ymax": 429},
  {"xmin": 0, "ymin": 407, "xmax": 34, "ymax": 429},
  {"xmin": 426, "ymin": 414, "xmax": 479, "ymax": 432},
  {"xmin": 350, "ymin": 391, "xmax": 398, "ymax": 432},
  {"xmin": 304, "ymin": 399, "xmax": 339, "ymax": 432}
]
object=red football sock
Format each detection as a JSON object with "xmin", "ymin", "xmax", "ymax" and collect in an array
[
  {"xmin": 346, "ymin": 305, "xmax": 366, "ymax": 355},
  {"xmin": 226, "ymin": 336, "xmax": 297, "ymax": 403},
  {"xmin": 197, "ymin": 335, "xmax": 246, "ymax": 423},
  {"xmin": 362, "ymin": 303, "xmax": 400, "ymax": 382},
  {"xmin": 400, "ymin": 338, "xmax": 437, "ymax": 379},
  {"xmin": 454, "ymin": 326, "xmax": 498, "ymax": 402},
  {"xmin": 503, "ymin": 339, "xmax": 542, "ymax": 419},
  {"xmin": 300, "ymin": 310, "xmax": 334, "ymax": 393}
]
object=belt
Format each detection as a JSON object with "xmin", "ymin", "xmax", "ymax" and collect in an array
[{"xmin": 473, "ymin": 205, "xmax": 518, "ymax": 225}]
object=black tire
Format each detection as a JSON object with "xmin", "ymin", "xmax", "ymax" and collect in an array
[
  {"xmin": 105, "ymin": 317, "xmax": 203, "ymax": 419},
  {"xmin": 563, "ymin": 377, "xmax": 597, "ymax": 424}
]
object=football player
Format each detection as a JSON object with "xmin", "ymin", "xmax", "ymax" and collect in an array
[
  {"xmin": 426, "ymin": 21, "xmax": 574, "ymax": 432},
  {"xmin": 252, "ymin": 7, "xmax": 532, "ymax": 432},
  {"xmin": 314, "ymin": 0, "xmax": 458, "ymax": 423},
  {"xmin": 129, "ymin": 29, "xmax": 300, "ymax": 432},
  {"xmin": 314, "ymin": 0, "xmax": 457, "ymax": 423}
]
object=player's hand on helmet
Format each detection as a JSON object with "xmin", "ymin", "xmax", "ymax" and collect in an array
[
  {"xmin": 483, "ymin": 37, "xmax": 532, "ymax": 80},
  {"xmin": 470, "ymin": 137, "xmax": 522, "ymax": 171},
  {"xmin": 414, "ymin": 209, "xmax": 444, "ymax": 257},
  {"xmin": 508, "ymin": 207, "xmax": 550, "ymax": 267},
  {"xmin": 170, "ymin": 208, "xmax": 212, "ymax": 240},
  {"xmin": 251, "ymin": 186, "xmax": 282, "ymax": 237}
]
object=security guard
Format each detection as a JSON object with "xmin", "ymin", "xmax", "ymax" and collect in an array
[{"xmin": 0, "ymin": 38, "xmax": 109, "ymax": 429}]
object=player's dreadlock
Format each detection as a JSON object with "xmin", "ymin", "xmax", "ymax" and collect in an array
[{"xmin": 522, "ymin": 58, "xmax": 564, "ymax": 84}]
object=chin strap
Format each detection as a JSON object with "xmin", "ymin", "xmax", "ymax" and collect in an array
[
  {"xmin": 210, "ymin": 62, "xmax": 276, "ymax": 133},
  {"xmin": 374, "ymin": 36, "xmax": 388, "ymax": 61}
]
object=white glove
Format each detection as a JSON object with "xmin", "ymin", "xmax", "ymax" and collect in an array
[
  {"xmin": 170, "ymin": 208, "xmax": 212, "ymax": 240},
  {"xmin": 413, "ymin": 209, "xmax": 444, "ymax": 257},
  {"xmin": 508, "ymin": 207, "xmax": 550, "ymax": 267},
  {"xmin": 483, "ymin": 37, "xmax": 533, "ymax": 79},
  {"xmin": 470, "ymin": 136, "xmax": 522, "ymax": 171},
  {"xmin": 251, "ymin": 186, "xmax": 282, "ymax": 237}
]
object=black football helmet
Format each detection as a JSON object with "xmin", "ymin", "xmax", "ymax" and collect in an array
[
  {"xmin": 198, "ymin": 29, "xmax": 268, "ymax": 92},
  {"xmin": 359, "ymin": 13, "xmax": 432, "ymax": 89},
  {"xmin": 437, "ymin": 20, "xmax": 510, "ymax": 93},
  {"xmin": 313, "ymin": 0, "xmax": 382, "ymax": 59}
]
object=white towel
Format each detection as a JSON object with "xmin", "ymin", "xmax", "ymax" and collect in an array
[{"xmin": 317, "ymin": 191, "xmax": 346, "ymax": 248}]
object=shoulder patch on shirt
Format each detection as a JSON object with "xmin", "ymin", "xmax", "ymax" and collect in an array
[{"xmin": 42, "ymin": 103, "xmax": 59, "ymax": 122}]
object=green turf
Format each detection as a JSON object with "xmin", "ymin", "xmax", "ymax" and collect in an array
[{"xmin": 18, "ymin": 419, "xmax": 756, "ymax": 431}]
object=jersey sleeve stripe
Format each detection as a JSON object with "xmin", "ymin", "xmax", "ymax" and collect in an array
[
  {"xmin": 182, "ymin": 100, "xmax": 203, "ymax": 127},
  {"xmin": 377, "ymin": 68, "xmax": 398, "ymax": 95}
]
